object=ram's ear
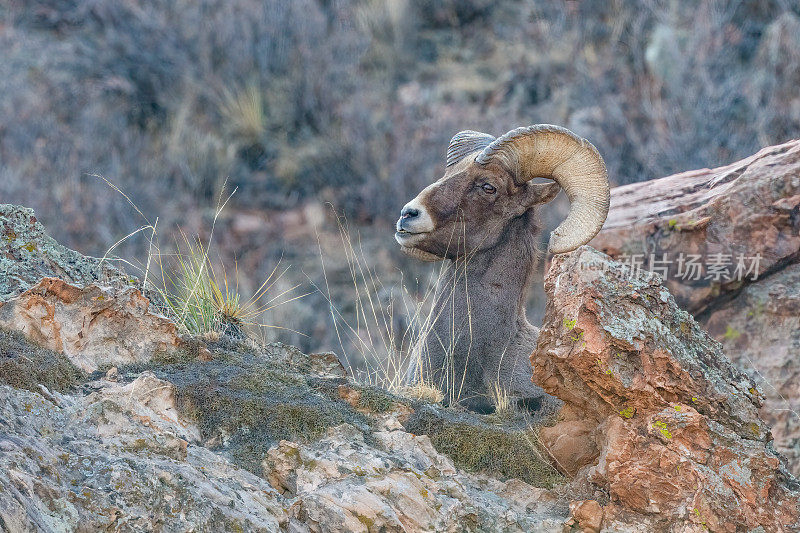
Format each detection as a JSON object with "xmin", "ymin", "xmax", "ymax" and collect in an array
[{"xmin": 524, "ymin": 181, "xmax": 561, "ymax": 206}]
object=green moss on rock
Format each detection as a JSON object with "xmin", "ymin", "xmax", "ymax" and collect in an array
[
  {"xmin": 120, "ymin": 342, "xmax": 370, "ymax": 475},
  {"xmin": 404, "ymin": 405, "xmax": 565, "ymax": 488},
  {"xmin": 0, "ymin": 328, "xmax": 84, "ymax": 393},
  {"xmin": 355, "ymin": 386, "xmax": 399, "ymax": 413}
]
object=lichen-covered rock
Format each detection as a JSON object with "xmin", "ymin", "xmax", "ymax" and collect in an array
[
  {"xmin": 264, "ymin": 424, "xmax": 567, "ymax": 532},
  {"xmin": 0, "ymin": 204, "xmax": 132, "ymax": 299},
  {"xmin": 533, "ymin": 247, "xmax": 800, "ymax": 531},
  {"xmin": 590, "ymin": 139, "xmax": 800, "ymax": 315},
  {"xmin": 704, "ymin": 262, "xmax": 800, "ymax": 476},
  {"xmin": 0, "ymin": 362, "xmax": 570, "ymax": 533},
  {"xmin": 589, "ymin": 141, "xmax": 800, "ymax": 478},
  {"xmin": 0, "ymin": 204, "xmax": 180, "ymax": 372},
  {"xmin": 0, "ymin": 377, "xmax": 288, "ymax": 532}
]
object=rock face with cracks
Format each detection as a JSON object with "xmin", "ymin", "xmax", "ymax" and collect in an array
[
  {"xmin": 590, "ymin": 140, "xmax": 800, "ymax": 476},
  {"xmin": 0, "ymin": 204, "xmax": 181, "ymax": 372},
  {"xmin": 590, "ymin": 139, "xmax": 800, "ymax": 315},
  {"xmin": 0, "ymin": 277, "xmax": 180, "ymax": 372},
  {"xmin": 533, "ymin": 246, "xmax": 800, "ymax": 531},
  {"xmin": 0, "ymin": 204, "xmax": 133, "ymax": 299}
]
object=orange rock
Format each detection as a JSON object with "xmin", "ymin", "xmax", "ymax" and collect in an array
[
  {"xmin": 568, "ymin": 499, "xmax": 603, "ymax": 532},
  {"xmin": 534, "ymin": 247, "xmax": 800, "ymax": 531},
  {"xmin": 590, "ymin": 141, "xmax": 800, "ymax": 476},
  {"xmin": 0, "ymin": 277, "xmax": 180, "ymax": 372}
]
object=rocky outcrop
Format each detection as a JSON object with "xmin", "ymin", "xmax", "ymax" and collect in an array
[
  {"xmin": 0, "ymin": 204, "xmax": 570, "ymax": 532},
  {"xmin": 703, "ymin": 262, "xmax": 800, "ymax": 479},
  {"xmin": 590, "ymin": 139, "xmax": 800, "ymax": 314},
  {"xmin": 4, "ymin": 199, "xmax": 799, "ymax": 531},
  {"xmin": 0, "ymin": 278, "xmax": 180, "ymax": 372},
  {"xmin": 0, "ymin": 340, "xmax": 569, "ymax": 532},
  {"xmin": 533, "ymin": 247, "xmax": 799, "ymax": 531},
  {"xmin": 265, "ymin": 424, "xmax": 565, "ymax": 532},
  {"xmin": 590, "ymin": 140, "xmax": 800, "ymax": 476},
  {"xmin": 0, "ymin": 204, "xmax": 181, "ymax": 372},
  {"xmin": 0, "ymin": 204, "xmax": 132, "ymax": 299},
  {"xmin": 0, "ymin": 372, "xmax": 287, "ymax": 532}
]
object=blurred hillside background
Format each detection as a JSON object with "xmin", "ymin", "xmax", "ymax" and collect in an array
[{"xmin": 2, "ymin": 0, "xmax": 800, "ymax": 369}]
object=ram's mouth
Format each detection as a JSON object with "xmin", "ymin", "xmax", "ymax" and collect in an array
[
  {"xmin": 394, "ymin": 231, "xmax": 443, "ymax": 261},
  {"xmin": 395, "ymin": 228, "xmax": 427, "ymax": 237},
  {"xmin": 394, "ymin": 229, "xmax": 429, "ymax": 243},
  {"xmin": 399, "ymin": 245, "xmax": 444, "ymax": 262}
]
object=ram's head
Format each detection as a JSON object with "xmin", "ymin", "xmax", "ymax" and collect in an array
[{"xmin": 395, "ymin": 125, "xmax": 609, "ymax": 260}]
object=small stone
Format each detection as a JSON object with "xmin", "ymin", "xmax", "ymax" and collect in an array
[
  {"xmin": 197, "ymin": 346, "xmax": 213, "ymax": 362},
  {"xmin": 105, "ymin": 367, "xmax": 119, "ymax": 382},
  {"xmin": 569, "ymin": 500, "xmax": 603, "ymax": 533}
]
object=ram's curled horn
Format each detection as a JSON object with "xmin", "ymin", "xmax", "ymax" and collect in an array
[
  {"xmin": 476, "ymin": 124, "xmax": 610, "ymax": 254},
  {"xmin": 446, "ymin": 130, "xmax": 496, "ymax": 167}
]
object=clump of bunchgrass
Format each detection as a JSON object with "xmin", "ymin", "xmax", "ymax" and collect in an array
[
  {"xmin": 218, "ymin": 82, "xmax": 266, "ymax": 143},
  {"xmin": 98, "ymin": 178, "xmax": 305, "ymax": 339},
  {"xmin": 489, "ymin": 382, "xmax": 514, "ymax": 417},
  {"xmin": 405, "ymin": 405, "xmax": 565, "ymax": 488},
  {"xmin": 399, "ymin": 381, "xmax": 445, "ymax": 403},
  {"xmin": 155, "ymin": 231, "xmax": 304, "ymax": 337}
]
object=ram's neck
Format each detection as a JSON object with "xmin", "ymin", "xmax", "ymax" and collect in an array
[{"xmin": 434, "ymin": 212, "xmax": 541, "ymax": 338}]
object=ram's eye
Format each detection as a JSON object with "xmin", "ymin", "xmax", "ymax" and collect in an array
[{"xmin": 481, "ymin": 183, "xmax": 497, "ymax": 194}]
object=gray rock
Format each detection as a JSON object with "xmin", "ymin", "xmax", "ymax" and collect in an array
[{"xmin": 0, "ymin": 204, "xmax": 133, "ymax": 300}]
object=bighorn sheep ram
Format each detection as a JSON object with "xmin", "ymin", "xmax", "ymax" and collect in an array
[{"xmin": 396, "ymin": 125, "xmax": 609, "ymax": 413}]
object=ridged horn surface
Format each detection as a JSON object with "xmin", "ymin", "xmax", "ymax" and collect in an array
[
  {"xmin": 446, "ymin": 130, "xmax": 495, "ymax": 167},
  {"xmin": 476, "ymin": 124, "xmax": 609, "ymax": 254}
]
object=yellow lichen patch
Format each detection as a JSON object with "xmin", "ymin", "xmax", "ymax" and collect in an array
[
  {"xmin": 722, "ymin": 325, "xmax": 741, "ymax": 341},
  {"xmin": 619, "ymin": 407, "xmax": 635, "ymax": 419},
  {"xmin": 652, "ymin": 420, "xmax": 673, "ymax": 439}
]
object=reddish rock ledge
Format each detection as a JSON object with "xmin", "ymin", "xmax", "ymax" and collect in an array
[
  {"xmin": 534, "ymin": 247, "xmax": 799, "ymax": 532},
  {"xmin": 590, "ymin": 140, "xmax": 800, "ymax": 477}
]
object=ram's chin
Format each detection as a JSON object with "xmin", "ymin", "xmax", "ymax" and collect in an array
[{"xmin": 399, "ymin": 245, "xmax": 444, "ymax": 262}]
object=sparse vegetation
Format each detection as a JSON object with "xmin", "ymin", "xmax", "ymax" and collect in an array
[
  {"xmin": 314, "ymin": 215, "xmax": 449, "ymax": 401},
  {"xmin": 489, "ymin": 383, "xmax": 514, "ymax": 417},
  {"xmin": 98, "ymin": 182, "xmax": 305, "ymax": 341},
  {"xmin": 723, "ymin": 325, "xmax": 742, "ymax": 341},
  {"xmin": 120, "ymin": 339, "xmax": 372, "ymax": 475}
]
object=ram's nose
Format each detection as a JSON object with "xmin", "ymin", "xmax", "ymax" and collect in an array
[
  {"xmin": 396, "ymin": 206, "xmax": 419, "ymax": 232},
  {"xmin": 401, "ymin": 206, "xmax": 420, "ymax": 220}
]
